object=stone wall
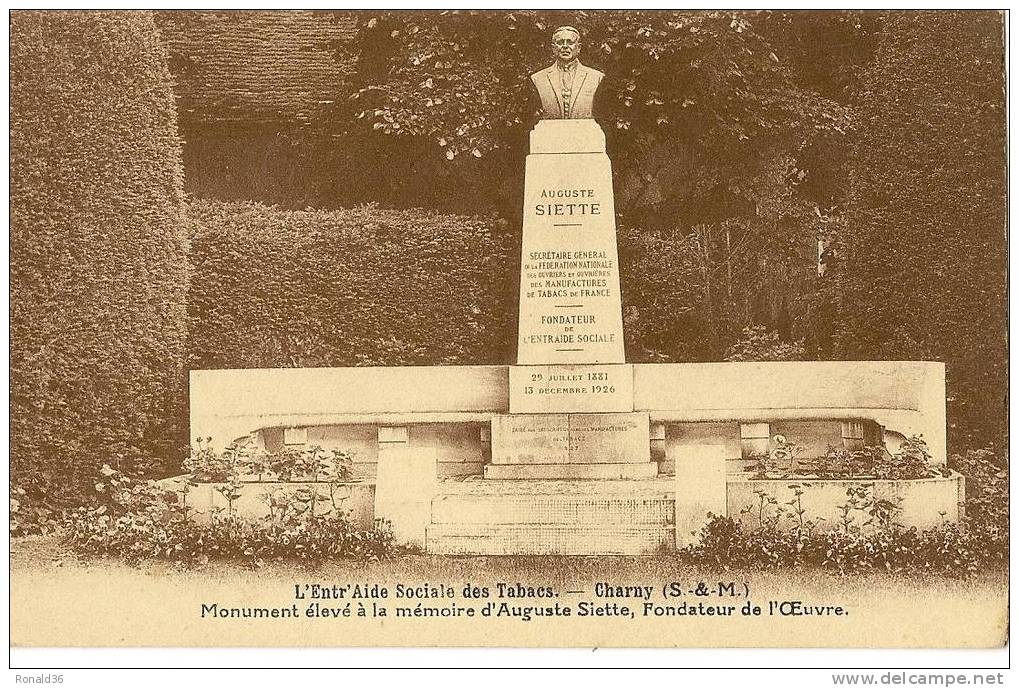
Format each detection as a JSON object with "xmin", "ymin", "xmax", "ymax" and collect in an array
[
  {"xmin": 726, "ymin": 473, "xmax": 965, "ymax": 533},
  {"xmin": 162, "ymin": 472, "xmax": 966, "ymax": 554},
  {"xmin": 159, "ymin": 478, "xmax": 376, "ymax": 530},
  {"xmin": 191, "ymin": 361, "xmax": 948, "ymax": 464}
]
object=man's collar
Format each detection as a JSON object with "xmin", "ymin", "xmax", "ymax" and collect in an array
[{"xmin": 556, "ymin": 59, "xmax": 580, "ymax": 71}]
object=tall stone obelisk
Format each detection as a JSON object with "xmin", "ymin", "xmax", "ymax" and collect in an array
[{"xmin": 516, "ymin": 119, "xmax": 626, "ymax": 366}]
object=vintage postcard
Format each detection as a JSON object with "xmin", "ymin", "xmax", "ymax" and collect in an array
[{"xmin": 9, "ymin": 9, "xmax": 1008, "ymax": 658}]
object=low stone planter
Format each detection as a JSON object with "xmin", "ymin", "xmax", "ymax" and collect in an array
[
  {"xmin": 157, "ymin": 477, "xmax": 376, "ymax": 530},
  {"xmin": 726, "ymin": 471, "xmax": 965, "ymax": 532},
  {"xmin": 158, "ymin": 470, "xmax": 966, "ymax": 552}
]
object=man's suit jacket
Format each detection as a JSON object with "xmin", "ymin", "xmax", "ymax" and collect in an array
[{"xmin": 529, "ymin": 62, "xmax": 605, "ymax": 119}]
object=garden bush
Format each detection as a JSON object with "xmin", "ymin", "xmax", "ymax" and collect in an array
[
  {"xmin": 685, "ymin": 449, "xmax": 1006, "ymax": 576},
  {"xmin": 186, "ymin": 201, "xmax": 738, "ymax": 370},
  {"xmin": 747, "ymin": 434, "xmax": 948, "ymax": 480},
  {"xmin": 65, "ymin": 462, "xmax": 398, "ymax": 566},
  {"xmin": 948, "ymin": 448, "xmax": 1008, "ymax": 565},
  {"xmin": 66, "ymin": 506, "xmax": 398, "ymax": 567},
  {"xmin": 187, "ymin": 200, "xmax": 516, "ymax": 369},
  {"xmin": 11, "ymin": 11, "xmax": 189, "ymax": 532},
  {"xmin": 684, "ymin": 511, "xmax": 984, "ymax": 577}
]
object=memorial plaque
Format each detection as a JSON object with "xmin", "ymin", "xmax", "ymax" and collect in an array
[
  {"xmin": 491, "ymin": 412, "xmax": 650, "ymax": 465},
  {"xmin": 509, "ymin": 363, "xmax": 634, "ymax": 413},
  {"xmin": 567, "ymin": 412, "xmax": 650, "ymax": 463},
  {"xmin": 516, "ymin": 119, "xmax": 626, "ymax": 365},
  {"xmin": 491, "ymin": 414, "xmax": 570, "ymax": 464}
]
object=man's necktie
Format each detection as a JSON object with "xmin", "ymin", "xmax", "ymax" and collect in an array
[{"xmin": 560, "ymin": 66, "xmax": 575, "ymax": 118}]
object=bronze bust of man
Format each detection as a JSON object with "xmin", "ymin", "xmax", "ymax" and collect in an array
[{"xmin": 530, "ymin": 25, "xmax": 604, "ymax": 120}]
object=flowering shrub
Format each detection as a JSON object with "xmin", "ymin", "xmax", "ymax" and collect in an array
[
  {"xmin": 749, "ymin": 434, "xmax": 949, "ymax": 480},
  {"xmin": 747, "ymin": 434, "xmax": 804, "ymax": 478},
  {"xmin": 871, "ymin": 436, "xmax": 946, "ymax": 480},
  {"xmin": 67, "ymin": 508, "xmax": 397, "ymax": 566},
  {"xmin": 685, "ymin": 514, "xmax": 984, "ymax": 576},
  {"xmin": 949, "ymin": 448, "xmax": 1008, "ymax": 565},
  {"xmin": 808, "ymin": 445, "xmax": 882, "ymax": 479},
  {"xmin": 184, "ymin": 437, "xmax": 353, "ymax": 484},
  {"xmin": 685, "ymin": 476, "xmax": 996, "ymax": 576},
  {"xmin": 64, "ymin": 463, "xmax": 397, "ymax": 566}
]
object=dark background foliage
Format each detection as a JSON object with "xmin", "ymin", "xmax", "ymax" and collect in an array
[
  {"xmin": 830, "ymin": 11, "xmax": 1007, "ymax": 452},
  {"xmin": 187, "ymin": 200, "xmax": 515, "ymax": 368},
  {"xmin": 163, "ymin": 9, "xmax": 1005, "ymax": 452},
  {"xmin": 10, "ymin": 11, "xmax": 189, "ymax": 513}
]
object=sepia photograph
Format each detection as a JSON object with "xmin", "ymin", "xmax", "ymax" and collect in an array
[{"xmin": 7, "ymin": 6, "xmax": 1010, "ymax": 673}]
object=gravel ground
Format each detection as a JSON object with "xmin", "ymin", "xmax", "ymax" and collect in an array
[{"xmin": 10, "ymin": 534, "xmax": 1008, "ymax": 648}]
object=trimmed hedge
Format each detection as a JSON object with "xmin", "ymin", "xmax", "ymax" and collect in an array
[
  {"xmin": 187, "ymin": 201, "xmax": 742, "ymax": 370},
  {"xmin": 155, "ymin": 10, "xmax": 359, "ymax": 125},
  {"xmin": 187, "ymin": 200, "xmax": 516, "ymax": 368},
  {"xmin": 11, "ymin": 11, "xmax": 188, "ymax": 512}
]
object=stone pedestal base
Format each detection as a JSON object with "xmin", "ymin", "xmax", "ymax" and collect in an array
[
  {"xmin": 488, "ymin": 410, "xmax": 653, "ymax": 479},
  {"xmin": 484, "ymin": 463, "xmax": 657, "ymax": 480},
  {"xmin": 426, "ymin": 479, "xmax": 673, "ymax": 554},
  {"xmin": 517, "ymin": 120, "xmax": 625, "ymax": 365},
  {"xmin": 374, "ymin": 446, "xmax": 437, "ymax": 548},
  {"xmin": 491, "ymin": 411, "xmax": 650, "ymax": 464},
  {"xmin": 427, "ymin": 524, "xmax": 670, "ymax": 555},
  {"xmin": 673, "ymin": 444, "xmax": 727, "ymax": 547}
]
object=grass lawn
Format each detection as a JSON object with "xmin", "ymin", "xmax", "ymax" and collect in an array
[{"xmin": 10, "ymin": 535, "xmax": 1008, "ymax": 648}]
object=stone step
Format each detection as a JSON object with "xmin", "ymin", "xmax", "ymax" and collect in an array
[
  {"xmin": 426, "ymin": 524, "xmax": 673, "ymax": 556},
  {"xmin": 431, "ymin": 493, "xmax": 673, "ymax": 526},
  {"xmin": 483, "ymin": 463, "xmax": 657, "ymax": 480},
  {"xmin": 438, "ymin": 477, "xmax": 673, "ymax": 495}
]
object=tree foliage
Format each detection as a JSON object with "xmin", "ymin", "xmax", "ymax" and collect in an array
[
  {"xmin": 832, "ymin": 11, "xmax": 1006, "ymax": 452},
  {"xmin": 342, "ymin": 11, "xmax": 849, "ymax": 160},
  {"xmin": 724, "ymin": 325, "xmax": 804, "ymax": 362},
  {"xmin": 327, "ymin": 11, "xmax": 868, "ymax": 356}
]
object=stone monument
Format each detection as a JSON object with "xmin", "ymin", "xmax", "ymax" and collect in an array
[
  {"xmin": 187, "ymin": 25, "xmax": 956, "ymax": 555},
  {"xmin": 490, "ymin": 25, "xmax": 651, "ymax": 481}
]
